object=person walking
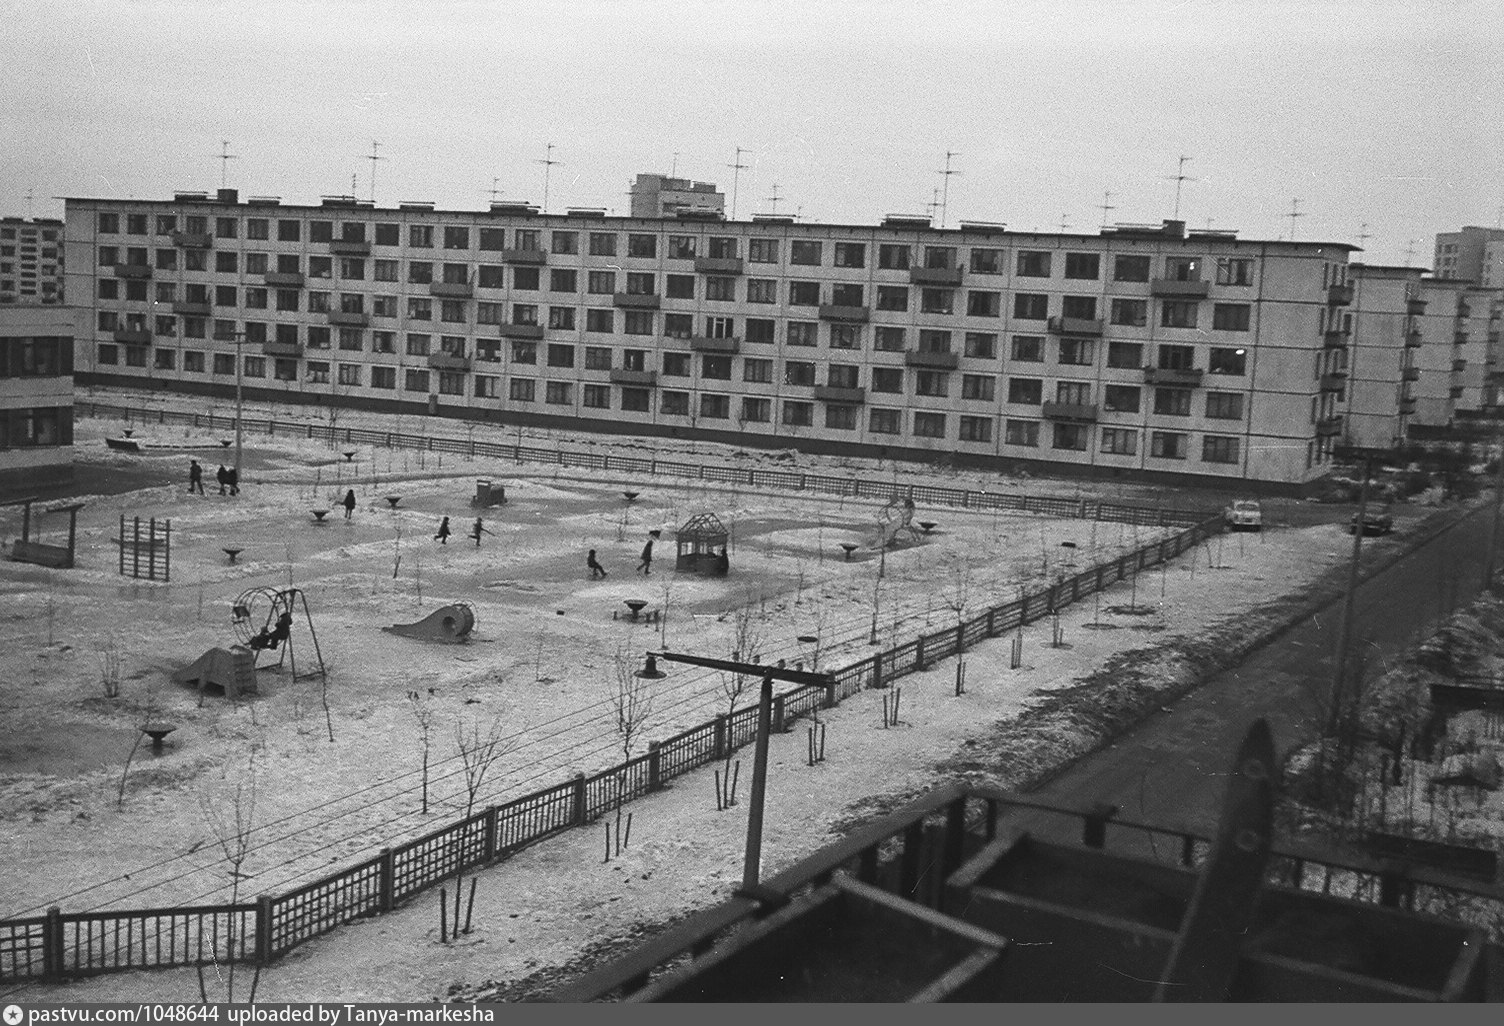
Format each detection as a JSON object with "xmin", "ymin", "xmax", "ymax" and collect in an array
[
  {"xmin": 188, "ymin": 460, "xmax": 205, "ymax": 495},
  {"xmin": 587, "ymin": 548, "xmax": 607, "ymax": 579},
  {"xmin": 226, "ymin": 466, "xmax": 240, "ymax": 496},
  {"xmin": 636, "ymin": 537, "xmax": 654, "ymax": 576},
  {"xmin": 471, "ymin": 517, "xmax": 493, "ymax": 547},
  {"xmin": 434, "ymin": 516, "xmax": 452, "ymax": 544},
  {"xmin": 342, "ymin": 488, "xmax": 357, "ymax": 520},
  {"xmin": 216, "ymin": 465, "xmax": 229, "ymax": 495}
]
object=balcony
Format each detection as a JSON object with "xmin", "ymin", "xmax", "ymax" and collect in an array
[
  {"xmin": 1404, "ymin": 329, "xmax": 1422, "ymax": 348},
  {"xmin": 1143, "ymin": 367, "xmax": 1204, "ymax": 386},
  {"xmin": 1315, "ymin": 416, "xmax": 1343, "ymax": 437},
  {"xmin": 909, "ymin": 266, "xmax": 964, "ymax": 287},
  {"xmin": 113, "ymin": 263, "xmax": 153, "ymax": 280},
  {"xmin": 1150, "ymin": 278, "xmax": 1209, "ymax": 298},
  {"xmin": 429, "ymin": 282, "xmax": 474, "ymax": 299},
  {"xmin": 170, "ymin": 231, "xmax": 212, "ymax": 249},
  {"xmin": 502, "ymin": 248, "xmax": 547, "ymax": 265},
  {"xmin": 262, "ymin": 340, "xmax": 303, "ymax": 358},
  {"xmin": 1041, "ymin": 401, "xmax": 1099, "ymax": 423},
  {"xmin": 818, "ymin": 304, "xmax": 870, "ymax": 323},
  {"xmin": 1455, "ymin": 333, "xmax": 1469, "ymax": 345},
  {"xmin": 694, "ymin": 256, "xmax": 744, "ymax": 275},
  {"xmin": 1406, "ymin": 298, "xmax": 1428, "ymax": 316},
  {"xmin": 326, "ymin": 311, "xmax": 369, "ymax": 327},
  {"xmin": 263, "ymin": 272, "xmax": 305, "ymax": 288},
  {"xmin": 499, "ymin": 322, "xmax": 544, "ymax": 340},
  {"xmin": 428, "ymin": 352, "xmax": 471, "ymax": 371},
  {"xmin": 171, "ymin": 301, "xmax": 211, "ymax": 316},
  {"xmin": 1319, "ymin": 372, "xmax": 1347, "ymax": 391},
  {"xmin": 112, "ymin": 328, "xmax": 152, "ymax": 344},
  {"xmin": 328, "ymin": 239, "xmax": 371, "ymax": 256},
  {"xmin": 1048, "ymin": 315, "xmax": 1104, "ymax": 337},
  {"xmin": 609, "ymin": 369, "xmax": 658, "ymax": 386},
  {"xmin": 904, "ymin": 349, "xmax": 959, "ymax": 370},
  {"xmin": 813, "ymin": 385, "xmax": 866, "ymax": 404},
  {"xmin": 1323, "ymin": 330, "xmax": 1349, "ymax": 349},
  {"xmin": 1399, "ymin": 398, "xmax": 1418, "ymax": 415},
  {"xmin": 689, "ymin": 336, "xmax": 739, "ymax": 353},
  {"xmin": 613, "ymin": 292, "xmax": 661, "ymax": 309},
  {"xmin": 1327, "ymin": 283, "xmax": 1354, "ymax": 306},
  {"xmin": 1452, "ymin": 359, "xmax": 1469, "ymax": 373}
]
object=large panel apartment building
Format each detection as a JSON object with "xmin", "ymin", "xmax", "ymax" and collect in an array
[{"xmin": 65, "ymin": 189, "xmax": 1361, "ymax": 491}]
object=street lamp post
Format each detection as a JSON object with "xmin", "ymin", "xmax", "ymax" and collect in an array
[{"xmin": 233, "ymin": 332, "xmax": 244, "ymax": 483}]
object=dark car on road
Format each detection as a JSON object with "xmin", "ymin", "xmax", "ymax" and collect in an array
[{"xmin": 1348, "ymin": 508, "xmax": 1394, "ymax": 536}]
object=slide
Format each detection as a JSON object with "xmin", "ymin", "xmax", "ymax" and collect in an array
[{"xmin": 381, "ymin": 603, "xmax": 476, "ymax": 643}]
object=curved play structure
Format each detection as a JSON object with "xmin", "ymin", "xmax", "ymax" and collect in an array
[
  {"xmin": 382, "ymin": 602, "xmax": 476, "ymax": 643},
  {"xmin": 175, "ymin": 646, "xmax": 258, "ymax": 700}
]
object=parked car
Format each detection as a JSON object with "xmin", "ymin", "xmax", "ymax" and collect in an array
[
  {"xmin": 1348, "ymin": 508, "xmax": 1394, "ymax": 536},
  {"xmin": 1225, "ymin": 499, "xmax": 1263, "ymax": 532}
]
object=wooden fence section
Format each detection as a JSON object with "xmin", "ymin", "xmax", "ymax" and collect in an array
[{"xmin": 80, "ymin": 402, "xmax": 1213, "ymax": 529}]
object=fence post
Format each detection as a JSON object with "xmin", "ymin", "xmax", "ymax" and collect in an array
[
  {"xmin": 647, "ymin": 743, "xmax": 663, "ymax": 791},
  {"xmin": 773, "ymin": 694, "xmax": 786, "ymax": 733},
  {"xmin": 713, "ymin": 715, "xmax": 727, "ymax": 758},
  {"xmin": 915, "ymin": 636, "xmax": 926, "ymax": 671},
  {"xmin": 483, "ymin": 806, "xmax": 499, "ymax": 861},
  {"xmin": 871, "ymin": 653, "xmax": 884, "ymax": 690},
  {"xmin": 42, "ymin": 906, "xmax": 63, "ymax": 980},
  {"xmin": 572, "ymin": 773, "xmax": 588, "ymax": 825},
  {"xmin": 379, "ymin": 847, "xmax": 396, "ymax": 911},
  {"xmin": 987, "ymin": 608, "xmax": 997, "ymax": 637},
  {"xmin": 824, "ymin": 679, "xmax": 837, "ymax": 709},
  {"xmin": 254, "ymin": 894, "xmax": 274, "ymax": 965}
]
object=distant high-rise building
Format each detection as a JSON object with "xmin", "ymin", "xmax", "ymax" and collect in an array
[
  {"xmin": 0, "ymin": 305, "xmax": 77, "ymax": 492},
  {"xmin": 0, "ymin": 217, "xmax": 65, "ymax": 305},
  {"xmin": 629, "ymin": 174, "xmax": 724, "ymax": 219},
  {"xmin": 1432, "ymin": 226, "xmax": 1504, "ymax": 284}
]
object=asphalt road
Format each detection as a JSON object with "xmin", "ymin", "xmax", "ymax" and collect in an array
[{"xmin": 1029, "ymin": 499, "xmax": 1498, "ymax": 837}]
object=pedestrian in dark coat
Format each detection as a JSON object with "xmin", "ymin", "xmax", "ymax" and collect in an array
[
  {"xmin": 226, "ymin": 466, "xmax": 239, "ymax": 496},
  {"xmin": 434, "ymin": 517, "xmax": 451, "ymax": 544},
  {"xmin": 342, "ymin": 489, "xmax": 357, "ymax": 520},
  {"xmin": 636, "ymin": 538, "xmax": 653, "ymax": 575},
  {"xmin": 216, "ymin": 465, "xmax": 228, "ymax": 495},
  {"xmin": 189, "ymin": 460, "xmax": 205, "ymax": 495},
  {"xmin": 587, "ymin": 549, "xmax": 607, "ymax": 579},
  {"xmin": 471, "ymin": 518, "xmax": 492, "ymax": 546}
]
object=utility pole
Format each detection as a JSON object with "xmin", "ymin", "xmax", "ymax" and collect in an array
[
  {"xmin": 1166, "ymin": 156, "xmax": 1194, "ymax": 219},
  {"xmin": 364, "ymin": 141, "xmax": 386, "ymax": 205},
  {"xmin": 727, "ymin": 147, "xmax": 751, "ymax": 221},
  {"xmin": 215, "ymin": 140, "xmax": 239, "ymax": 190},
  {"xmin": 1329, "ymin": 454, "xmax": 1372, "ymax": 738},
  {"xmin": 537, "ymin": 143, "xmax": 562, "ymax": 213},
  {"xmin": 937, "ymin": 151, "xmax": 960, "ymax": 228},
  {"xmin": 1484, "ymin": 435, "xmax": 1504, "ymax": 592},
  {"xmin": 1287, "ymin": 199, "xmax": 1304, "ymax": 242},
  {"xmin": 1098, "ymin": 190, "xmax": 1116, "ymax": 228}
]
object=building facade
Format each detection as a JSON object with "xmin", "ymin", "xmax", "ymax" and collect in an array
[
  {"xmin": 65, "ymin": 191, "xmax": 1361, "ymax": 491},
  {"xmin": 629, "ymin": 175, "xmax": 725, "ymax": 219},
  {"xmin": 0, "ymin": 217, "xmax": 65, "ymax": 306},
  {"xmin": 0, "ymin": 306, "xmax": 76, "ymax": 493},
  {"xmin": 1433, "ymin": 227, "xmax": 1504, "ymax": 285}
]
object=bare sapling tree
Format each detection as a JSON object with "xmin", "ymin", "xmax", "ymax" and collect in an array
[
  {"xmin": 97, "ymin": 631, "xmax": 123, "ymax": 699},
  {"xmin": 197, "ymin": 757, "xmax": 261, "ymax": 1003},
  {"xmin": 943, "ymin": 555, "xmax": 975, "ymax": 692},
  {"xmin": 445, "ymin": 712, "xmax": 512, "ymax": 941},
  {"xmin": 717, "ymin": 598, "xmax": 766, "ymax": 810},
  {"xmin": 609, "ymin": 645, "xmax": 656, "ymax": 854},
  {"xmin": 116, "ymin": 674, "xmax": 159, "ymax": 811},
  {"xmin": 407, "ymin": 687, "xmax": 438, "ymax": 814}
]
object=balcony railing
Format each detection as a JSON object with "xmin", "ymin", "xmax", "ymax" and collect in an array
[
  {"xmin": 111, "ymin": 328, "xmax": 152, "ymax": 344},
  {"xmin": 1316, "ymin": 416, "xmax": 1343, "ymax": 437},
  {"xmin": 502, "ymin": 248, "xmax": 547, "ymax": 265},
  {"xmin": 1327, "ymin": 283, "xmax": 1354, "ymax": 306},
  {"xmin": 263, "ymin": 272, "xmax": 305, "ymax": 288},
  {"xmin": 428, "ymin": 352, "xmax": 471, "ymax": 371},
  {"xmin": 170, "ymin": 231, "xmax": 212, "ymax": 249},
  {"xmin": 813, "ymin": 385, "xmax": 866, "ymax": 404},
  {"xmin": 612, "ymin": 293, "xmax": 661, "ymax": 309},
  {"xmin": 262, "ymin": 340, "xmax": 303, "ymax": 358},
  {"xmin": 1399, "ymin": 398, "xmax": 1418, "ymax": 415},
  {"xmin": 909, "ymin": 266, "xmax": 964, "ymax": 287},
  {"xmin": 903, "ymin": 349, "xmax": 959, "ymax": 370},
  {"xmin": 326, "ymin": 311, "xmax": 369, "ymax": 327},
  {"xmin": 499, "ymin": 322, "xmax": 544, "ymax": 339},
  {"xmin": 1451, "ymin": 360, "xmax": 1467, "ymax": 373},
  {"xmin": 429, "ymin": 282, "xmax": 473, "ymax": 299},
  {"xmin": 1143, "ymin": 367, "xmax": 1204, "ymax": 386},
  {"xmin": 1048, "ymin": 316, "xmax": 1104, "ymax": 337},
  {"xmin": 1406, "ymin": 298, "xmax": 1428, "ymax": 316},
  {"xmin": 1150, "ymin": 278, "xmax": 1210, "ymax": 298},
  {"xmin": 818, "ymin": 304, "xmax": 870, "ymax": 323},
  {"xmin": 694, "ymin": 256, "xmax": 744, "ymax": 275},
  {"xmin": 171, "ymin": 301, "xmax": 210, "ymax": 316},
  {"xmin": 113, "ymin": 263, "xmax": 153, "ymax": 280},
  {"xmin": 689, "ymin": 336, "xmax": 739, "ymax": 353},
  {"xmin": 328, "ymin": 239, "xmax": 371, "ymax": 256},
  {"xmin": 1323, "ymin": 330, "xmax": 1350, "ymax": 349},
  {"xmin": 1041, "ymin": 401, "xmax": 1099, "ymax": 422},
  {"xmin": 609, "ymin": 369, "xmax": 658, "ymax": 386},
  {"xmin": 1405, "ymin": 329, "xmax": 1422, "ymax": 348},
  {"xmin": 1319, "ymin": 372, "xmax": 1348, "ymax": 392}
]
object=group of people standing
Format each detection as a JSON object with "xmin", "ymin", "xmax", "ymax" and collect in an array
[{"xmin": 188, "ymin": 460, "xmax": 238, "ymax": 496}]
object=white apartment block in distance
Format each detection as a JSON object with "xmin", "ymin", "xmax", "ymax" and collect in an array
[
  {"xmin": 64, "ymin": 189, "xmax": 1362, "ymax": 492},
  {"xmin": 629, "ymin": 175, "xmax": 725, "ymax": 219},
  {"xmin": 1434, "ymin": 227, "xmax": 1504, "ymax": 285},
  {"xmin": 0, "ymin": 305, "xmax": 77, "ymax": 493},
  {"xmin": 0, "ymin": 217, "xmax": 65, "ymax": 306}
]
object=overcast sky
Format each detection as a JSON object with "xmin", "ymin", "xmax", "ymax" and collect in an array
[{"xmin": 3, "ymin": 0, "xmax": 1500, "ymax": 265}]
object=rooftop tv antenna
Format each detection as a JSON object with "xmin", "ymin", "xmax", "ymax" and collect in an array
[
  {"xmin": 1098, "ymin": 190, "xmax": 1116, "ymax": 228},
  {"xmin": 214, "ymin": 140, "xmax": 239, "ymax": 190},
  {"xmin": 1403, "ymin": 238, "xmax": 1417, "ymax": 267},
  {"xmin": 1286, "ymin": 198, "xmax": 1304, "ymax": 241},
  {"xmin": 727, "ymin": 146, "xmax": 751, "ymax": 220},
  {"xmin": 484, "ymin": 177, "xmax": 503, "ymax": 203},
  {"xmin": 936, "ymin": 151, "xmax": 960, "ymax": 228},
  {"xmin": 537, "ymin": 143, "xmax": 562, "ymax": 213},
  {"xmin": 1165, "ymin": 155, "xmax": 1195, "ymax": 219},
  {"xmin": 671, "ymin": 152, "xmax": 680, "ymax": 178},
  {"xmin": 925, "ymin": 188, "xmax": 942, "ymax": 220},
  {"xmin": 24, "ymin": 189, "xmax": 34, "ymax": 217},
  {"xmin": 1059, "ymin": 213, "xmax": 1071, "ymax": 233},
  {"xmin": 1357, "ymin": 222, "xmax": 1372, "ymax": 249},
  {"xmin": 765, "ymin": 183, "xmax": 782, "ymax": 215},
  {"xmin": 364, "ymin": 141, "xmax": 386, "ymax": 205}
]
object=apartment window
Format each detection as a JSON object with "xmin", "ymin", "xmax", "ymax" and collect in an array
[
  {"xmin": 830, "ymin": 283, "xmax": 864, "ymax": 307},
  {"xmin": 478, "ymin": 228, "xmax": 505, "ymax": 251},
  {"xmin": 547, "ymin": 306, "xmax": 575, "ymax": 330},
  {"xmin": 1100, "ymin": 428, "xmax": 1137, "ymax": 456},
  {"xmin": 967, "ymin": 291, "xmax": 1001, "ymax": 317},
  {"xmin": 667, "ymin": 236, "xmax": 696, "ymax": 260},
  {"xmin": 1103, "ymin": 385, "xmax": 1140, "ymax": 413},
  {"xmin": 215, "ymin": 251, "xmax": 238, "ymax": 273},
  {"xmin": 1209, "ymin": 347, "xmax": 1247, "ymax": 375},
  {"xmin": 970, "ymin": 248, "xmax": 1003, "ymax": 274},
  {"xmin": 1100, "ymin": 343, "xmax": 1140, "ymax": 372},
  {"xmin": 790, "ymin": 240, "xmax": 822, "ymax": 265},
  {"xmin": 184, "ymin": 250, "xmax": 208, "ymax": 272},
  {"xmin": 833, "ymin": 242, "xmax": 866, "ymax": 268},
  {"xmin": 547, "ymin": 343, "xmax": 575, "ymax": 368},
  {"xmin": 395, "ymin": 368, "xmax": 427, "ymax": 392},
  {"xmin": 244, "ymin": 288, "xmax": 268, "ymax": 310},
  {"xmin": 545, "ymin": 381, "xmax": 572, "ymax": 405},
  {"xmin": 474, "ymin": 375, "xmax": 499, "ymax": 398},
  {"xmin": 1052, "ymin": 423, "xmax": 1089, "ymax": 451},
  {"xmin": 152, "ymin": 315, "xmax": 176, "ymax": 339},
  {"xmin": 97, "ymin": 213, "xmax": 120, "ymax": 233},
  {"xmin": 269, "ymin": 219, "xmax": 298, "ymax": 244},
  {"xmin": 550, "ymin": 268, "xmax": 577, "ymax": 293},
  {"xmin": 706, "ymin": 276, "xmax": 736, "ymax": 301},
  {"xmin": 701, "ymin": 394, "xmax": 731, "ymax": 420},
  {"xmin": 509, "ymin": 378, "xmax": 535, "ymax": 402},
  {"xmin": 742, "ymin": 397, "xmax": 772, "ymax": 423},
  {"xmin": 874, "ymin": 326, "xmax": 906, "ymax": 352},
  {"xmin": 920, "ymin": 288, "xmax": 954, "ymax": 315},
  {"xmin": 875, "ymin": 286, "xmax": 908, "ymax": 312},
  {"xmin": 302, "ymin": 221, "xmax": 331, "ymax": 244},
  {"xmin": 589, "ymin": 232, "xmax": 617, "ymax": 256},
  {"xmin": 1153, "ymin": 388, "xmax": 1192, "ymax": 416},
  {"xmin": 550, "ymin": 230, "xmax": 577, "ymax": 254},
  {"xmin": 97, "ymin": 279, "xmax": 119, "ymax": 300},
  {"xmin": 275, "ymin": 324, "xmax": 299, "ymax": 348},
  {"xmin": 1058, "ymin": 338, "xmax": 1094, "ymax": 366},
  {"xmin": 338, "ymin": 364, "xmax": 363, "ymax": 386},
  {"xmin": 785, "ymin": 360, "xmax": 816, "ymax": 386},
  {"xmin": 372, "ymin": 331, "xmax": 396, "ymax": 354},
  {"xmin": 1010, "ymin": 335, "xmax": 1043, "ymax": 362},
  {"xmin": 663, "ymin": 313, "xmax": 692, "ymax": 338},
  {"xmin": 913, "ymin": 412, "xmax": 946, "ymax": 438},
  {"xmin": 1013, "ymin": 294, "xmax": 1048, "ymax": 320},
  {"xmin": 1157, "ymin": 344, "xmax": 1195, "ymax": 370},
  {"xmin": 1150, "ymin": 431, "xmax": 1187, "ymax": 459},
  {"xmin": 788, "ymin": 281, "xmax": 820, "ymax": 306},
  {"xmin": 510, "ymin": 341, "xmax": 536, "ymax": 363},
  {"xmin": 1005, "ymin": 419, "xmax": 1039, "ymax": 447},
  {"xmin": 921, "ymin": 246, "xmax": 955, "ymax": 270},
  {"xmin": 1212, "ymin": 303, "xmax": 1250, "ymax": 331},
  {"xmin": 666, "ymin": 274, "xmax": 695, "ymax": 299},
  {"xmin": 663, "ymin": 352, "xmax": 691, "ymax": 376},
  {"xmin": 184, "ymin": 318, "xmax": 206, "ymax": 339},
  {"xmin": 125, "ymin": 280, "xmax": 149, "ymax": 302},
  {"xmin": 338, "ymin": 328, "xmax": 363, "ymax": 351},
  {"xmin": 957, "ymin": 416, "xmax": 991, "ymax": 443},
  {"xmin": 1109, "ymin": 255, "xmax": 1148, "ymax": 282},
  {"xmin": 1165, "ymin": 256, "xmax": 1201, "ymax": 281},
  {"xmin": 915, "ymin": 371, "xmax": 949, "ymax": 397},
  {"xmin": 869, "ymin": 408, "xmax": 901, "ymax": 434},
  {"xmin": 702, "ymin": 355, "xmax": 732, "ymax": 379},
  {"xmin": 748, "ymin": 238, "xmax": 779, "ymax": 263},
  {"xmin": 877, "ymin": 244, "xmax": 910, "ymax": 270},
  {"xmin": 1062, "ymin": 296, "xmax": 1097, "ymax": 322},
  {"xmin": 1064, "ymin": 253, "xmax": 1100, "ymax": 280},
  {"xmin": 1160, "ymin": 301, "xmax": 1199, "ymax": 328},
  {"xmin": 583, "ymin": 384, "xmax": 610, "ymax": 408},
  {"xmin": 243, "ymin": 356, "xmax": 265, "ymax": 378},
  {"xmin": 621, "ymin": 388, "xmax": 651, "ymax": 412},
  {"xmin": 406, "ymin": 333, "xmax": 431, "ymax": 356},
  {"xmin": 1008, "ymin": 378, "xmax": 1042, "ymax": 404},
  {"xmin": 747, "ymin": 278, "xmax": 777, "ymax": 304},
  {"xmin": 305, "ymin": 255, "xmax": 332, "ymax": 279},
  {"xmin": 1016, "ymin": 251, "xmax": 1051, "ymax": 277},
  {"xmin": 408, "ymin": 298, "xmax": 432, "ymax": 320},
  {"xmin": 409, "ymin": 225, "xmax": 434, "ymax": 248},
  {"xmin": 1202, "ymin": 435, "xmax": 1241, "ymax": 464},
  {"xmin": 743, "ymin": 357, "xmax": 773, "ymax": 383},
  {"xmin": 1056, "ymin": 381, "xmax": 1091, "ymax": 406},
  {"xmin": 830, "ymin": 324, "xmax": 862, "ymax": 349},
  {"xmin": 661, "ymin": 391, "xmax": 690, "ymax": 416},
  {"xmin": 621, "ymin": 349, "xmax": 646, "ymax": 372},
  {"xmin": 243, "ymin": 252, "xmax": 268, "ymax": 275},
  {"xmin": 625, "ymin": 271, "xmax": 655, "ymax": 295},
  {"xmin": 371, "ymin": 294, "xmax": 395, "ymax": 317},
  {"xmin": 623, "ymin": 310, "xmax": 654, "ymax": 335},
  {"xmin": 962, "ymin": 374, "xmax": 995, "ymax": 401},
  {"xmin": 588, "ymin": 270, "xmax": 616, "ymax": 295},
  {"xmin": 627, "ymin": 234, "xmax": 657, "ymax": 258},
  {"xmin": 153, "ymin": 349, "xmax": 176, "ymax": 371},
  {"xmin": 155, "ymin": 250, "xmax": 177, "ymax": 271},
  {"xmin": 211, "ymin": 216, "xmax": 236, "ymax": 240},
  {"xmin": 375, "ymin": 223, "xmax": 400, "ymax": 247},
  {"xmin": 964, "ymin": 332, "xmax": 997, "ymax": 359},
  {"xmin": 217, "ymin": 285, "xmax": 240, "ymax": 307},
  {"xmin": 1205, "ymin": 392, "xmax": 1244, "ymax": 420},
  {"xmin": 1216, "ymin": 258, "xmax": 1254, "ymax": 286},
  {"xmin": 1110, "ymin": 299, "xmax": 1148, "ymax": 327},
  {"xmin": 119, "ymin": 213, "xmax": 146, "ymax": 235},
  {"xmin": 824, "ymin": 404, "xmax": 858, "ymax": 430},
  {"xmin": 584, "ymin": 346, "xmax": 612, "ymax": 370},
  {"xmin": 745, "ymin": 318, "xmax": 775, "ymax": 345},
  {"xmin": 918, "ymin": 329, "xmax": 952, "ymax": 354},
  {"xmin": 871, "ymin": 367, "xmax": 903, "ymax": 393},
  {"xmin": 124, "ymin": 346, "xmax": 148, "ymax": 367},
  {"xmin": 211, "ymin": 352, "xmax": 233, "ymax": 375},
  {"xmin": 475, "ymin": 339, "xmax": 501, "ymax": 362}
]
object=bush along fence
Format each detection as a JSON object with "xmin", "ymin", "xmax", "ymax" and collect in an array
[
  {"xmin": 0, "ymin": 502, "xmax": 1226, "ymax": 984},
  {"xmin": 78, "ymin": 401, "xmax": 1212, "ymax": 529}
]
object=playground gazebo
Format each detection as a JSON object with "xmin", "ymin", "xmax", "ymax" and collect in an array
[{"xmin": 675, "ymin": 512, "xmax": 729, "ymax": 576}]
